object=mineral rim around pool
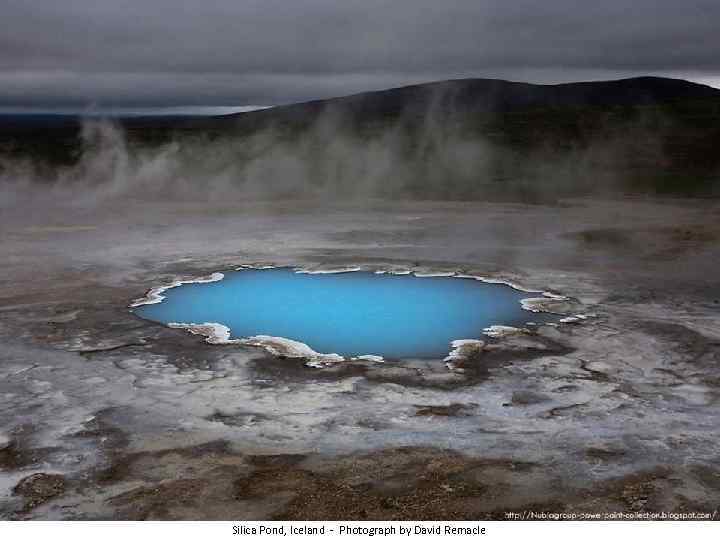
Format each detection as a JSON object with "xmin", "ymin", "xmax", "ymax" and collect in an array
[{"xmin": 134, "ymin": 268, "xmax": 554, "ymax": 359}]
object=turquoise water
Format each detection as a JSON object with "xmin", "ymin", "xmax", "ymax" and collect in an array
[{"xmin": 135, "ymin": 268, "xmax": 549, "ymax": 359}]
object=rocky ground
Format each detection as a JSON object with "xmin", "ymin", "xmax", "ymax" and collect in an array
[{"xmin": 1, "ymin": 196, "xmax": 719, "ymax": 519}]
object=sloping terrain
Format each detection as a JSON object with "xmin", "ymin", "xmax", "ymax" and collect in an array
[{"xmin": 2, "ymin": 77, "xmax": 720, "ymax": 198}]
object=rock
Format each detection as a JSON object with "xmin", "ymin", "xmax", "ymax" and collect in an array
[
  {"xmin": 0, "ymin": 432, "xmax": 10, "ymax": 451},
  {"xmin": 414, "ymin": 403, "xmax": 475, "ymax": 417},
  {"xmin": 511, "ymin": 391, "xmax": 550, "ymax": 405},
  {"xmin": 13, "ymin": 473, "xmax": 66, "ymax": 510}
]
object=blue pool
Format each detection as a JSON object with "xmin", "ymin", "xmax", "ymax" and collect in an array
[{"xmin": 135, "ymin": 268, "xmax": 550, "ymax": 359}]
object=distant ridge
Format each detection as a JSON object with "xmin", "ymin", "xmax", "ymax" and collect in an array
[
  {"xmin": 2, "ymin": 76, "xmax": 718, "ymax": 130},
  {"xmin": 215, "ymin": 76, "xmax": 720, "ymax": 129},
  {"xmin": 2, "ymin": 76, "xmax": 720, "ymax": 198}
]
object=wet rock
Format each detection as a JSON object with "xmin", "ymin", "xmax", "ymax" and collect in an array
[
  {"xmin": 206, "ymin": 411, "xmax": 269, "ymax": 427},
  {"xmin": 0, "ymin": 432, "xmax": 10, "ymax": 451},
  {"xmin": 0, "ymin": 434, "xmax": 57, "ymax": 471},
  {"xmin": 13, "ymin": 473, "xmax": 66, "ymax": 511},
  {"xmin": 511, "ymin": 391, "xmax": 550, "ymax": 405},
  {"xmin": 414, "ymin": 403, "xmax": 475, "ymax": 417},
  {"xmin": 566, "ymin": 228, "xmax": 633, "ymax": 248},
  {"xmin": 585, "ymin": 446, "xmax": 628, "ymax": 461}
]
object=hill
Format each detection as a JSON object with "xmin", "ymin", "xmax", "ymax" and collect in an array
[{"xmin": 2, "ymin": 77, "xmax": 720, "ymax": 198}]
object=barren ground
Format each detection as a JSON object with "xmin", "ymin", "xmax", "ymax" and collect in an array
[{"xmin": 1, "ymin": 196, "xmax": 719, "ymax": 519}]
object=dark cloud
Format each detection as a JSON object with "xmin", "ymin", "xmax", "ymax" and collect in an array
[{"xmin": 2, "ymin": 0, "xmax": 719, "ymax": 107}]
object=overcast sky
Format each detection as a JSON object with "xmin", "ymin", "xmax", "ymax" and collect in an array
[{"xmin": 2, "ymin": 0, "xmax": 720, "ymax": 108}]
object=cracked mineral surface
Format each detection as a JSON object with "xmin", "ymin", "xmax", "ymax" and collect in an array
[{"xmin": 1, "ymin": 197, "xmax": 719, "ymax": 519}]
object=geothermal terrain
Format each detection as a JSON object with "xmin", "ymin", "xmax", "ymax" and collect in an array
[{"xmin": 1, "ymin": 77, "xmax": 719, "ymax": 519}]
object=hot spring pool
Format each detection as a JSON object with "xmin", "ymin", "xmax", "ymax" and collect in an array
[{"xmin": 134, "ymin": 268, "xmax": 552, "ymax": 359}]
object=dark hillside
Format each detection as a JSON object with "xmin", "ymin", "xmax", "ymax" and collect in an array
[{"xmin": 2, "ymin": 77, "xmax": 720, "ymax": 198}]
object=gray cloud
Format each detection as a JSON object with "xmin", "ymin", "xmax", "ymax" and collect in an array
[{"xmin": 2, "ymin": 0, "xmax": 720, "ymax": 107}]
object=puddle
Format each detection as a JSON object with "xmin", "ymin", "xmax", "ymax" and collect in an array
[{"xmin": 134, "ymin": 268, "xmax": 554, "ymax": 359}]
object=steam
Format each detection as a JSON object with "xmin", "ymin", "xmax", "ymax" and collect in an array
[{"xmin": 0, "ymin": 91, "xmax": 714, "ymax": 208}]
